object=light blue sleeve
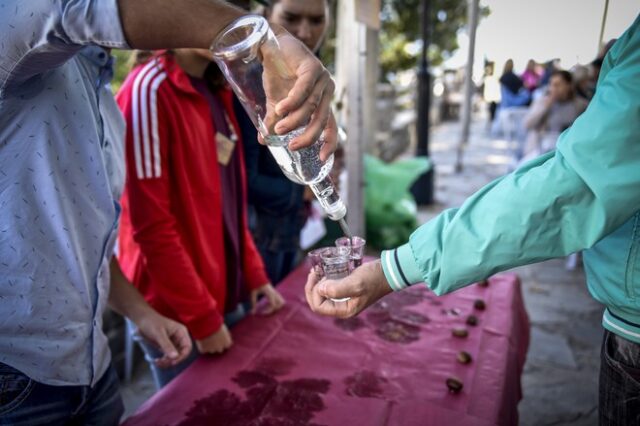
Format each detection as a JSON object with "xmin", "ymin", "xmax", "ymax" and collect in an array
[{"xmin": 0, "ymin": 0, "xmax": 129, "ymax": 93}]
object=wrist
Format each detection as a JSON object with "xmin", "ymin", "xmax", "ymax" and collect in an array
[
  {"xmin": 189, "ymin": 311, "xmax": 225, "ymax": 340},
  {"xmin": 381, "ymin": 243, "xmax": 423, "ymax": 291},
  {"xmin": 126, "ymin": 301, "xmax": 156, "ymax": 327},
  {"xmin": 255, "ymin": 282, "xmax": 271, "ymax": 290},
  {"xmin": 370, "ymin": 260, "xmax": 393, "ymax": 297}
]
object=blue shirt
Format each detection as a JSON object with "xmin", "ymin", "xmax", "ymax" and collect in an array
[{"xmin": 0, "ymin": 0, "xmax": 128, "ymax": 386}]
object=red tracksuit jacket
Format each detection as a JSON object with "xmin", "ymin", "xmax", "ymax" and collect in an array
[{"xmin": 116, "ymin": 54, "xmax": 269, "ymax": 339}]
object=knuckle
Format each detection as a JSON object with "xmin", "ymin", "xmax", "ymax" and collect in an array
[
  {"xmin": 327, "ymin": 77, "xmax": 336, "ymax": 91},
  {"xmin": 300, "ymin": 85, "xmax": 312, "ymax": 99},
  {"xmin": 312, "ymin": 91, "xmax": 323, "ymax": 105}
]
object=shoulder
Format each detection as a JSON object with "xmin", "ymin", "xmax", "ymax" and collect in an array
[
  {"xmin": 129, "ymin": 58, "xmax": 170, "ymax": 96},
  {"xmin": 120, "ymin": 58, "xmax": 171, "ymax": 96},
  {"xmin": 117, "ymin": 57, "xmax": 172, "ymax": 113}
]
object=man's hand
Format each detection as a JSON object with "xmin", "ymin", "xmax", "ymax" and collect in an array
[
  {"xmin": 135, "ymin": 311, "xmax": 192, "ymax": 368},
  {"xmin": 268, "ymin": 27, "xmax": 337, "ymax": 160},
  {"xmin": 305, "ymin": 260, "xmax": 393, "ymax": 318},
  {"xmin": 251, "ymin": 283, "xmax": 286, "ymax": 315},
  {"xmin": 108, "ymin": 258, "xmax": 191, "ymax": 368},
  {"xmin": 196, "ymin": 325, "xmax": 233, "ymax": 355}
]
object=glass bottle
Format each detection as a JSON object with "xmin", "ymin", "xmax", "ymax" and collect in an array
[{"xmin": 211, "ymin": 15, "xmax": 347, "ymax": 222}]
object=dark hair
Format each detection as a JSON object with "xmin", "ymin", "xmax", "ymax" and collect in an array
[
  {"xmin": 550, "ymin": 70, "xmax": 572, "ymax": 84},
  {"xmin": 502, "ymin": 59, "xmax": 514, "ymax": 75},
  {"xmin": 591, "ymin": 57, "xmax": 604, "ymax": 70}
]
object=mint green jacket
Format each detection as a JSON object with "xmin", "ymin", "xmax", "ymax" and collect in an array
[{"xmin": 382, "ymin": 15, "xmax": 640, "ymax": 343}]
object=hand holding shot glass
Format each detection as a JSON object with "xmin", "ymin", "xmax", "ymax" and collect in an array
[{"xmin": 307, "ymin": 237, "xmax": 367, "ymax": 302}]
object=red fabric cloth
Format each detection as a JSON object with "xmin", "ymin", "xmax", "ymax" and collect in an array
[
  {"xmin": 116, "ymin": 54, "xmax": 269, "ymax": 339},
  {"xmin": 122, "ymin": 260, "xmax": 530, "ymax": 426}
]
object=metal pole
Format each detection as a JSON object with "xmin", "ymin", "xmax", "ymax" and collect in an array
[
  {"xmin": 411, "ymin": 0, "xmax": 434, "ymax": 205},
  {"xmin": 345, "ymin": 23, "xmax": 366, "ymax": 238},
  {"xmin": 598, "ymin": 0, "xmax": 610, "ymax": 51},
  {"xmin": 455, "ymin": 0, "xmax": 480, "ymax": 173}
]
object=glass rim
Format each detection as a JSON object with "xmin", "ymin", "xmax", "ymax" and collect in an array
[
  {"xmin": 320, "ymin": 246, "xmax": 350, "ymax": 259},
  {"xmin": 335, "ymin": 236, "xmax": 366, "ymax": 248},
  {"xmin": 210, "ymin": 14, "xmax": 269, "ymax": 60},
  {"xmin": 308, "ymin": 247, "xmax": 328, "ymax": 257}
]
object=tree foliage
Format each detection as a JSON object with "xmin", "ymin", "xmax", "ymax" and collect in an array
[{"xmin": 380, "ymin": 0, "xmax": 489, "ymax": 77}]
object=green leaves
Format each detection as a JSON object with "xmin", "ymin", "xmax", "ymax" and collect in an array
[{"xmin": 380, "ymin": 0, "xmax": 490, "ymax": 77}]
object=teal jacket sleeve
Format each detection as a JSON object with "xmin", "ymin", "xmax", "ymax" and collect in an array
[{"xmin": 382, "ymin": 15, "xmax": 640, "ymax": 295}]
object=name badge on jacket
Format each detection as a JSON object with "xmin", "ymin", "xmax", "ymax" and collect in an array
[{"xmin": 216, "ymin": 132, "xmax": 236, "ymax": 166}]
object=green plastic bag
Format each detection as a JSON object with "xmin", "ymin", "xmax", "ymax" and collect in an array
[{"xmin": 365, "ymin": 155, "xmax": 431, "ymax": 250}]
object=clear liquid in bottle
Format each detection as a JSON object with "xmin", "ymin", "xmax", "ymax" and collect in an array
[{"xmin": 264, "ymin": 128, "xmax": 333, "ymax": 185}]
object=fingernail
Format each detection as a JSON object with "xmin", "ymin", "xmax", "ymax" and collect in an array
[{"xmin": 169, "ymin": 351, "xmax": 178, "ymax": 359}]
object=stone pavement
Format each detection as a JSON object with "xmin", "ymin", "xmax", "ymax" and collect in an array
[
  {"xmin": 120, "ymin": 118, "xmax": 603, "ymax": 425},
  {"xmin": 417, "ymin": 118, "xmax": 602, "ymax": 425}
]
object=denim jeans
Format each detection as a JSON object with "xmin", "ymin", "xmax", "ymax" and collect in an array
[
  {"xmin": 0, "ymin": 363, "xmax": 123, "ymax": 426},
  {"xmin": 134, "ymin": 303, "xmax": 250, "ymax": 389},
  {"xmin": 599, "ymin": 330, "xmax": 640, "ymax": 425}
]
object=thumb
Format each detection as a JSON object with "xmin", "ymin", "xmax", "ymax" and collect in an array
[
  {"xmin": 318, "ymin": 277, "xmax": 357, "ymax": 300},
  {"xmin": 154, "ymin": 329, "xmax": 179, "ymax": 360}
]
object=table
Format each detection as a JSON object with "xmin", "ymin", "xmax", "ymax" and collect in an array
[{"xmin": 123, "ymin": 261, "xmax": 529, "ymax": 426}]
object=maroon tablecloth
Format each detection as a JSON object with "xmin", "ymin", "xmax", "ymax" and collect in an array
[{"xmin": 123, "ymin": 260, "xmax": 529, "ymax": 426}]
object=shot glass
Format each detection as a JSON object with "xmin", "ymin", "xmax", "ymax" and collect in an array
[
  {"xmin": 320, "ymin": 246, "xmax": 351, "ymax": 302},
  {"xmin": 335, "ymin": 236, "xmax": 366, "ymax": 270},
  {"xmin": 308, "ymin": 247, "xmax": 326, "ymax": 278}
]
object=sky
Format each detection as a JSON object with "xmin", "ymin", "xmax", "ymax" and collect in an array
[{"xmin": 444, "ymin": 0, "xmax": 639, "ymax": 77}]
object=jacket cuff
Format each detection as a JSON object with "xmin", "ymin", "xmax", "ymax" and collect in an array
[
  {"xmin": 186, "ymin": 311, "xmax": 224, "ymax": 340},
  {"xmin": 381, "ymin": 243, "xmax": 424, "ymax": 291}
]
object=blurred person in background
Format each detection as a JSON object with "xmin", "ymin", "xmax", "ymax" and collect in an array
[
  {"xmin": 572, "ymin": 65, "xmax": 596, "ymax": 101},
  {"xmin": 117, "ymin": 48, "xmax": 285, "ymax": 388},
  {"xmin": 482, "ymin": 61, "xmax": 501, "ymax": 125},
  {"xmin": 521, "ymin": 59, "xmax": 541, "ymax": 92},
  {"xmin": 499, "ymin": 59, "xmax": 531, "ymax": 107},
  {"xmin": 591, "ymin": 39, "xmax": 618, "ymax": 91},
  {"xmin": 240, "ymin": 0, "xmax": 332, "ymax": 284},
  {"xmin": 538, "ymin": 58, "xmax": 560, "ymax": 88},
  {"xmin": 524, "ymin": 70, "xmax": 587, "ymax": 154}
]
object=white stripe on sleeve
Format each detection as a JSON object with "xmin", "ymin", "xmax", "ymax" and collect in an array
[
  {"xmin": 131, "ymin": 61, "xmax": 158, "ymax": 179},
  {"xmin": 150, "ymin": 73, "xmax": 168, "ymax": 178},
  {"xmin": 383, "ymin": 250, "xmax": 402, "ymax": 291},
  {"xmin": 139, "ymin": 66, "xmax": 162, "ymax": 178}
]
